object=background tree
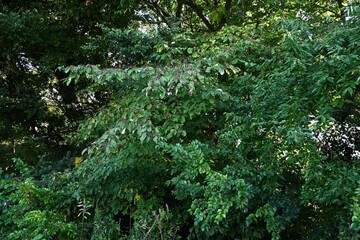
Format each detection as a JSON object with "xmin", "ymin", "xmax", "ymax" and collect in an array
[{"xmin": 0, "ymin": 0, "xmax": 139, "ymax": 165}]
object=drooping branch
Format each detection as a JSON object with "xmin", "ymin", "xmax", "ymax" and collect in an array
[
  {"xmin": 145, "ymin": 0, "xmax": 171, "ymax": 27},
  {"xmin": 336, "ymin": 0, "xmax": 344, "ymax": 10},
  {"xmin": 225, "ymin": 0, "xmax": 232, "ymax": 11},
  {"xmin": 184, "ymin": 0, "xmax": 216, "ymax": 31},
  {"xmin": 176, "ymin": 0, "xmax": 184, "ymax": 18},
  {"xmin": 336, "ymin": 0, "xmax": 345, "ymax": 18},
  {"xmin": 217, "ymin": 0, "xmax": 232, "ymax": 30}
]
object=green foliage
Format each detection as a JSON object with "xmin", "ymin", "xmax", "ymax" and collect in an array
[
  {"xmin": 0, "ymin": 158, "xmax": 79, "ymax": 239},
  {"xmin": 351, "ymin": 186, "xmax": 360, "ymax": 238},
  {"xmin": 84, "ymin": 26, "xmax": 157, "ymax": 67},
  {"xmin": 0, "ymin": 0, "xmax": 138, "ymax": 165},
  {"xmin": 1, "ymin": 0, "xmax": 360, "ymax": 239},
  {"xmin": 61, "ymin": 7, "xmax": 359, "ymax": 237}
]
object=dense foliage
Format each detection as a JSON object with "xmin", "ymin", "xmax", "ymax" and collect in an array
[{"xmin": 1, "ymin": 0, "xmax": 360, "ymax": 239}]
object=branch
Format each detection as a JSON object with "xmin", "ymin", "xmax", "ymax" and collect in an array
[
  {"xmin": 336, "ymin": 0, "xmax": 343, "ymax": 9},
  {"xmin": 145, "ymin": 0, "xmax": 171, "ymax": 27},
  {"xmin": 184, "ymin": 0, "xmax": 215, "ymax": 31},
  {"xmin": 336, "ymin": 0, "xmax": 345, "ymax": 19},
  {"xmin": 217, "ymin": 0, "xmax": 232, "ymax": 30},
  {"xmin": 176, "ymin": 0, "xmax": 184, "ymax": 18}
]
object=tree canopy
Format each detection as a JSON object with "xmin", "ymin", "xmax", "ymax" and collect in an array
[{"xmin": 1, "ymin": 0, "xmax": 360, "ymax": 239}]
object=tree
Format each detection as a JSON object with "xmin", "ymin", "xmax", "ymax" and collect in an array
[
  {"xmin": 1, "ymin": 0, "xmax": 359, "ymax": 239},
  {"xmin": 0, "ymin": 0, "xmax": 138, "ymax": 165},
  {"xmin": 61, "ymin": 1, "xmax": 360, "ymax": 239}
]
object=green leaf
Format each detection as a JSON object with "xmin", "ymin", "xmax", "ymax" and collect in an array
[{"xmin": 33, "ymin": 234, "xmax": 44, "ymax": 240}]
